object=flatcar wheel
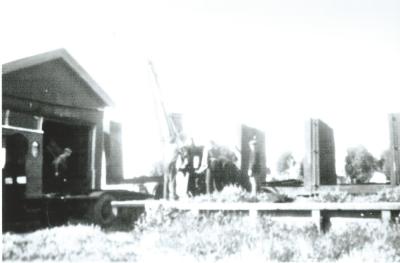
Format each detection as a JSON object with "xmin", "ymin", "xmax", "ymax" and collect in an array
[{"xmin": 92, "ymin": 193, "xmax": 117, "ymax": 227}]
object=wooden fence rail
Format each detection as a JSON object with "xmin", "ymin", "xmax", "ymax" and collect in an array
[{"xmin": 111, "ymin": 200, "xmax": 400, "ymax": 232}]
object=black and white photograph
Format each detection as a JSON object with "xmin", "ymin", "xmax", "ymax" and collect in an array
[{"xmin": 1, "ymin": 0, "xmax": 400, "ymax": 262}]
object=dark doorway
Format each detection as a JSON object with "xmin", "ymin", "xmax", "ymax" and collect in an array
[
  {"xmin": 2, "ymin": 133, "xmax": 29, "ymax": 225},
  {"xmin": 42, "ymin": 120, "xmax": 91, "ymax": 194}
]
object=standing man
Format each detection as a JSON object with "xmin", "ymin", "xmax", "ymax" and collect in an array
[
  {"xmin": 180, "ymin": 138, "xmax": 199, "ymax": 197},
  {"xmin": 53, "ymin": 148, "xmax": 72, "ymax": 178},
  {"xmin": 197, "ymin": 140, "xmax": 223, "ymax": 194},
  {"xmin": 248, "ymin": 136, "xmax": 261, "ymax": 196},
  {"xmin": 163, "ymin": 135, "xmax": 187, "ymax": 200},
  {"xmin": 163, "ymin": 139, "xmax": 179, "ymax": 200},
  {"xmin": 52, "ymin": 147, "xmax": 72, "ymax": 192}
]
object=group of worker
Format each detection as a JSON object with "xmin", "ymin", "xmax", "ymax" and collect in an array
[
  {"xmin": 163, "ymin": 135, "xmax": 263, "ymax": 200},
  {"xmin": 46, "ymin": 135, "xmax": 263, "ymax": 199}
]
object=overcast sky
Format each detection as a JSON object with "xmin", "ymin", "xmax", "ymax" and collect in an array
[{"xmin": 2, "ymin": 0, "xmax": 400, "ymax": 176}]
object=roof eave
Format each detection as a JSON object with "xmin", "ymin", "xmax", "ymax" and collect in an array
[{"xmin": 2, "ymin": 48, "xmax": 115, "ymax": 107}]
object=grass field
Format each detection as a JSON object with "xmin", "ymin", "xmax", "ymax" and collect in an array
[
  {"xmin": 3, "ymin": 210, "xmax": 400, "ymax": 262},
  {"xmin": 3, "ymin": 186, "xmax": 400, "ymax": 262}
]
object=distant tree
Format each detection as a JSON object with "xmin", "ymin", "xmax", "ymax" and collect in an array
[
  {"xmin": 277, "ymin": 152, "xmax": 295, "ymax": 175},
  {"xmin": 345, "ymin": 146, "xmax": 377, "ymax": 183}
]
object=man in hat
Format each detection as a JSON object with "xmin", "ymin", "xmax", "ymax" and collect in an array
[{"xmin": 248, "ymin": 136, "xmax": 261, "ymax": 196}]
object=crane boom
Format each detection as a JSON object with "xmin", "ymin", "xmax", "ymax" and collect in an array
[{"xmin": 148, "ymin": 60, "xmax": 182, "ymax": 146}]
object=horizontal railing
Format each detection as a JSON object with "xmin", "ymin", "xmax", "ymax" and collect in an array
[
  {"xmin": 112, "ymin": 200, "xmax": 400, "ymax": 211},
  {"xmin": 111, "ymin": 200, "xmax": 400, "ymax": 232}
]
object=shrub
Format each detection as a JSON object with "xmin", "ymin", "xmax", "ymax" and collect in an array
[
  {"xmin": 345, "ymin": 146, "xmax": 377, "ymax": 183},
  {"xmin": 277, "ymin": 152, "xmax": 295, "ymax": 175},
  {"xmin": 375, "ymin": 187, "xmax": 400, "ymax": 202},
  {"xmin": 2, "ymin": 224, "xmax": 137, "ymax": 262},
  {"xmin": 312, "ymin": 187, "xmax": 400, "ymax": 203},
  {"xmin": 191, "ymin": 185, "xmax": 294, "ymax": 203},
  {"xmin": 312, "ymin": 190, "xmax": 353, "ymax": 202}
]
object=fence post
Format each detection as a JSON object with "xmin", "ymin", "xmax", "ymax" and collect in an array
[
  {"xmin": 321, "ymin": 212, "xmax": 331, "ymax": 233},
  {"xmin": 191, "ymin": 209, "xmax": 200, "ymax": 216},
  {"xmin": 249, "ymin": 209, "xmax": 258, "ymax": 221},
  {"xmin": 312, "ymin": 210, "xmax": 321, "ymax": 232},
  {"xmin": 381, "ymin": 210, "xmax": 391, "ymax": 224},
  {"xmin": 311, "ymin": 210, "xmax": 331, "ymax": 233}
]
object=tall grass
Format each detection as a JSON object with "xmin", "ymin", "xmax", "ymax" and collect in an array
[
  {"xmin": 4, "ymin": 209, "xmax": 400, "ymax": 262},
  {"xmin": 132, "ymin": 207, "xmax": 400, "ymax": 262}
]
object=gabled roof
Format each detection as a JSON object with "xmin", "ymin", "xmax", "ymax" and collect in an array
[{"xmin": 2, "ymin": 49, "xmax": 114, "ymax": 108}]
